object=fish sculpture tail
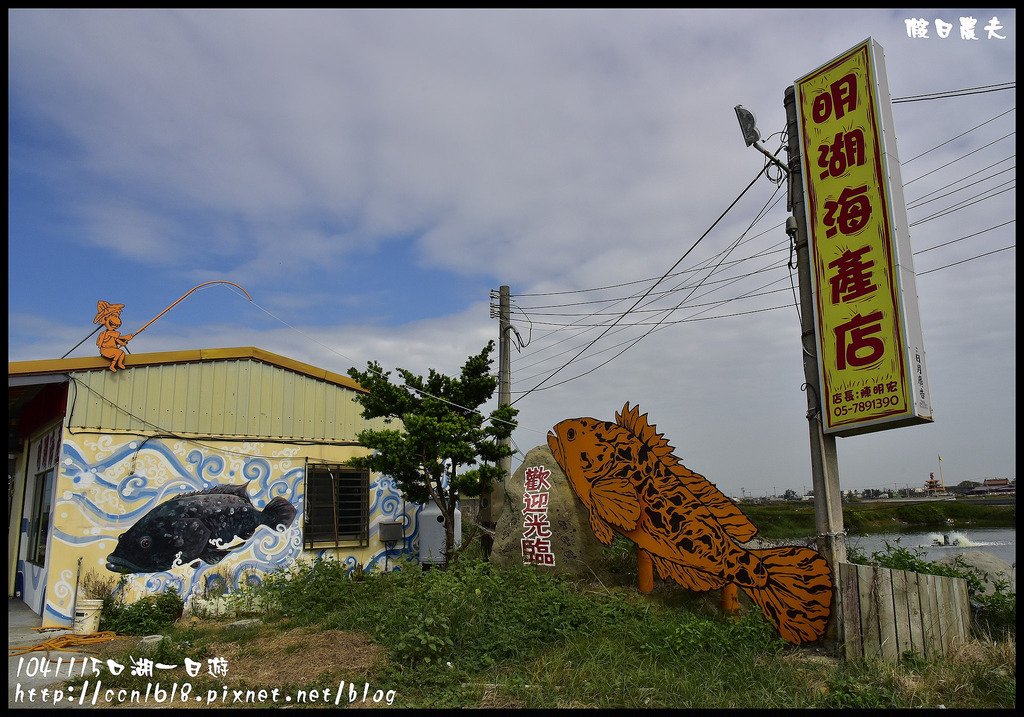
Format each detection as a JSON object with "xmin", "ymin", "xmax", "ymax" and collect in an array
[
  {"xmin": 261, "ymin": 496, "xmax": 297, "ymax": 531},
  {"xmin": 743, "ymin": 545, "xmax": 833, "ymax": 645}
]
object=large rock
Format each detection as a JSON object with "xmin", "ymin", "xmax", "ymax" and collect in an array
[
  {"xmin": 491, "ymin": 445, "xmax": 606, "ymax": 578},
  {"xmin": 936, "ymin": 550, "xmax": 1015, "ymax": 595}
]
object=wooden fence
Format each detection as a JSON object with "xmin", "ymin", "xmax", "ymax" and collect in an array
[{"xmin": 838, "ymin": 562, "xmax": 971, "ymax": 662}]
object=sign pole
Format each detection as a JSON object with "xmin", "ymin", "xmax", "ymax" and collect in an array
[{"xmin": 784, "ymin": 85, "xmax": 847, "ymax": 645}]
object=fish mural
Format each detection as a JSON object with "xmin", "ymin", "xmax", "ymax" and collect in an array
[
  {"xmin": 547, "ymin": 403, "xmax": 832, "ymax": 644},
  {"xmin": 106, "ymin": 482, "xmax": 297, "ymax": 574}
]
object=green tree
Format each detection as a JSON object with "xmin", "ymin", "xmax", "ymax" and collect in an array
[{"xmin": 346, "ymin": 341, "xmax": 518, "ymax": 565}]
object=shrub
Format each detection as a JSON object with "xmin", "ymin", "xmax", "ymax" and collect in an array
[{"xmin": 100, "ymin": 586, "xmax": 184, "ymax": 635}]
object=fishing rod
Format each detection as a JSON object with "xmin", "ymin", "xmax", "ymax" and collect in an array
[
  {"xmin": 62, "ymin": 281, "xmax": 252, "ymax": 358},
  {"xmin": 130, "ymin": 281, "xmax": 252, "ymax": 338}
]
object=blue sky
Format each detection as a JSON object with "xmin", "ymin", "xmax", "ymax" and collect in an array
[{"xmin": 8, "ymin": 9, "xmax": 1015, "ymax": 499}]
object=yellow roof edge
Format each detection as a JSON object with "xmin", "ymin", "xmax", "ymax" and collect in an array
[{"xmin": 9, "ymin": 347, "xmax": 367, "ymax": 394}]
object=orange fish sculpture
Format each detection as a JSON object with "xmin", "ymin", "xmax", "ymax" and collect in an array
[{"xmin": 547, "ymin": 403, "xmax": 832, "ymax": 644}]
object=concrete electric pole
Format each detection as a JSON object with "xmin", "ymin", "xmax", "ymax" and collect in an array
[
  {"xmin": 481, "ymin": 285, "xmax": 513, "ymax": 558},
  {"xmin": 736, "ymin": 93, "xmax": 848, "ymax": 647},
  {"xmin": 782, "ymin": 87, "xmax": 848, "ymax": 574}
]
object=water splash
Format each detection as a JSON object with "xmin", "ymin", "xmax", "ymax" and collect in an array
[{"xmin": 929, "ymin": 531, "xmax": 978, "ymax": 547}]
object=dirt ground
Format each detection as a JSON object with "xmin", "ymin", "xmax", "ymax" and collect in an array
[
  {"xmin": 81, "ymin": 621, "xmax": 389, "ymax": 708},
  {"xmin": 202, "ymin": 624, "xmax": 385, "ymax": 688}
]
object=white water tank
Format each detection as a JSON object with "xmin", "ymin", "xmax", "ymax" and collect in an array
[{"xmin": 418, "ymin": 500, "xmax": 461, "ymax": 565}]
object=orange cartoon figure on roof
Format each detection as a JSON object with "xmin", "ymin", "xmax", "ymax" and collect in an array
[
  {"xmin": 94, "ymin": 300, "xmax": 134, "ymax": 371},
  {"xmin": 88, "ymin": 283, "xmax": 253, "ymax": 372}
]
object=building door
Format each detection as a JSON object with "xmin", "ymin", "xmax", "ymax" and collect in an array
[{"xmin": 17, "ymin": 423, "xmax": 62, "ymax": 614}]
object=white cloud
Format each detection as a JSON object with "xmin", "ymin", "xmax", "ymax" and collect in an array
[{"xmin": 9, "ymin": 8, "xmax": 1015, "ymax": 497}]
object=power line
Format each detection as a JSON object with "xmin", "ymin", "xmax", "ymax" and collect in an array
[
  {"xmin": 512, "ymin": 136, "xmax": 1011, "ymax": 374},
  {"xmin": 909, "ymin": 182, "xmax": 1015, "ymax": 226},
  {"xmin": 904, "ymin": 132, "xmax": 1015, "ymax": 185},
  {"xmin": 512, "ymin": 171, "xmax": 779, "ymax": 390},
  {"xmin": 917, "ymin": 245, "xmax": 1015, "ymax": 275},
  {"xmin": 514, "ymin": 287, "xmax": 794, "ymax": 325},
  {"xmin": 891, "ymin": 82, "xmax": 1015, "ymax": 104},
  {"xmin": 912, "ymin": 221, "xmax": 1014, "ymax": 254},
  {"xmin": 510, "ymin": 166, "xmax": 768, "ymax": 405},
  {"xmin": 512, "ymin": 183, "xmax": 787, "ymax": 377},
  {"xmin": 905, "ymin": 157, "xmax": 1014, "ymax": 209},
  {"xmin": 901, "ymin": 108, "xmax": 1014, "ymax": 164},
  {"xmin": 500, "ymin": 84, "xmax": 1014, "ymax": 410},
  {"xmin": 512, "ymin": 221, "xmax": 788, "ymax": 301},
  {"xmin": 514, "ymin": 109, "xmax": 1014, "ymax": 306},
  {"xmin": 515, "ymin": 179, "xmax": 785, "ymax": 397},
  {"xmin": 512, "ymin": 245, "xmax": 789, "ymax": 313},
  {"xmin": 513, "ymin": 218, "xmax": 1013, "ymax": 337},
  {"xmin": 507, "ymin": 110, "xmax": 1011, "ymax": 397}
]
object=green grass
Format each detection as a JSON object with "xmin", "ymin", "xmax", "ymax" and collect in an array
[
  {"xmin": 740, "ymin": 499, "xmax": 1014, "ymax": 539},
  {"xmin": 71, "ymin": 543, "xmax": 1015, "ymax": 709}
]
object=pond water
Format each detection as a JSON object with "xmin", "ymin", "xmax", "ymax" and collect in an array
[{"xmin": 844, "ymin": 527, "xmax": 1016, "ymax": 574}]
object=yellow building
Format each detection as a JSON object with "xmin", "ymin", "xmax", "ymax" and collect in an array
[{"xmin": 8, "ymin": 347, "xmax": 416, "ymax": 626}]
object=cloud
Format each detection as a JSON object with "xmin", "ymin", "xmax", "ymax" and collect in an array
[{"xmin": 8, "ymin": 9, "xmax": 1015, "ymax": 497}]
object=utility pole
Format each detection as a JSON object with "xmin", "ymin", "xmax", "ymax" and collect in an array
[
  {"xmin": 737, "ymin": 95, "xmax": 847, "ymax": 573},
  {"xmin": 783, "ymin": 86, "xmax": 847, "ymax": 641},
  {"xmin": 482, "ymin": 285, "xmax": 513, "ymax": 558}
]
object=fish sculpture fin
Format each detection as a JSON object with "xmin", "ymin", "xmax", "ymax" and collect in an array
[
  {"xmin": 615, "ymin": 403, "xmax": 675, "ymax": 463},
  {"xmin": 589, "ymin": 514, "xmax": 617, "ymax": 545},
  {"xmin": 178, "ymin": 482, "xmax": 250, "ymax": 500},
  {"xmin": 617, "ymin": 402, "xmax": 759, "ymax": 543},
  {"xmin": 260, "ymin": 496, "xmax": 298, "ymax": 530},
  {"xmin": 201, "ymin": 548, "xmax": 233, "ymax": 565},
  {"xmin": 667, "ymin": 464, "xmax": 759, "ymax": 543},
  {"xmin": 590, "ymin": 477, "xmax": 642, "ymax": 532},
  {"xmin": 207, "ymin": 482, "xmax": 250, "ymax": 497},
  {"xmin": 650, "ymin": 554, "xmax": 728, "ymax": 591},
  {"xmin": 743, "ymin": 546, "xmax": 833, "ymax": 644},
  {"xmin": 172, "ymin": 518, "xmax": 211, "ymax": 557}
]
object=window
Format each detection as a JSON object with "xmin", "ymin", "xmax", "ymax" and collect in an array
[
  {"xmin": 28, "ymin": 469, "xmax": 55, "ymax": 566},
  {"xmin": 303, "ymin": 464, "xmax": 369, "ymax": 548}
]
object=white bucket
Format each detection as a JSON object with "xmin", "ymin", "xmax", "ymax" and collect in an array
[{"xmin": 73, "ymin": 598, "xmax": 104, "ymax": 634}]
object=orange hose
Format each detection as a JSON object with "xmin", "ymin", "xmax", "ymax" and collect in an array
[{"xmin": 9, "ymin": 631, "xmax": 124, "ymax": 657}]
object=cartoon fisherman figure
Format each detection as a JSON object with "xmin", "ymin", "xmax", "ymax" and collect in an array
[
  {"xmin": 86, "ymin": 283, "xmax": 251, "ymax": 372},
  {"xmin": 94, "ymin": 300, "xmax": 134, "ymax": 371}
]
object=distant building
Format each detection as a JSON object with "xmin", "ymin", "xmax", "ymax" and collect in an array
[{"xmin": 966, "ymin": 478, "xmax": 1015, "ymax": 496}]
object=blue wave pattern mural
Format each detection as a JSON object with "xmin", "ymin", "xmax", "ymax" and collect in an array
[
  {"xmin": 50, "ymin": 436, "xmax": 304, "ymax": 622},
  {"xmin": 46, "ymin": 435, "xmax": 417, "ymax": 624}
]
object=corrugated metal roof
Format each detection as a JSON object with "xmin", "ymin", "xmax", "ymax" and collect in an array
[
  {"xmin": 11, "ymin": 347, "xmax": 383, "ymax": 443},
  {"xmin": 9, "ymin": 347, "xmax": 365, "ymax": 393}
]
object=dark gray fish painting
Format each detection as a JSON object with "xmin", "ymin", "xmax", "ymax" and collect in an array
[{"xmin": 105, "ymin": 482, "xmax": 297, "ymax": 574}]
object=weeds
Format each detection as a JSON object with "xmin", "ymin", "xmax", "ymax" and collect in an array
[
  {"xmin": 99, "ymin": 582, "xmax": 184, "ymax": 635},
  {"xmin": 73, "ymin": 547, "xmax": 1014, "ymax": 709},
  {"xmin": 78, "ymin": 570, "xmax": 120, "ymax": 600}
]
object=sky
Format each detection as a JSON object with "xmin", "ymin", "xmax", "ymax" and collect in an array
[{"xmin": 8, "ymin": 9, "xmax": 1015, "ymax": 500}]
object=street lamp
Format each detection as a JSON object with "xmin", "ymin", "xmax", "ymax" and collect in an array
[{"xmin": 734, "ymin": 105, "xmax": 789, "ymax": 176}]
